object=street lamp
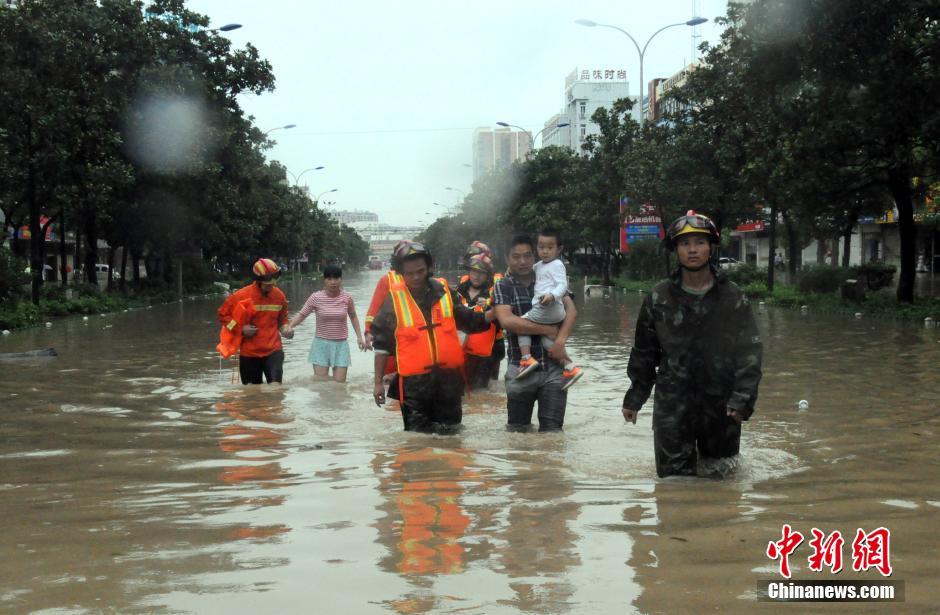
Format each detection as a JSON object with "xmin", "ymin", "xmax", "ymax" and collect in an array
[
  {"xmin": 315, "ymin": 188, "xmax": 338, "ymax": 204},
  {"xmin": 263, "ymin": 123, "xmax": 297, "ymax": 136},
  {"xmin": 433, "ymin": 201, "xmax": 455, "ymax": 215},
  {"xmin": 576, "ymin": 17, "xmax": 708, "ymax": 127},
  {"xmin": 496, "ymin": 120, "xmax": 571, "ymax": 151},
  {"xmin": 214, "ymin": 23, "xmax": 242, "ymax": 32},
  {"xmin": 286, "ymin": 166, "xmax": 325, "ymax": 185},
  {"xmin": 444, "ymin": 186, "xmax": 465, "ymax": 199}
]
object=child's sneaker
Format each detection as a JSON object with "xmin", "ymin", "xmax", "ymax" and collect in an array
[
  {"xmin": 561, "ymin": 366, "xmax": 583, "ymax": 391},
  {"xmin": 516, "ymin": 356, "xmax": 540, "ymax": 379}
]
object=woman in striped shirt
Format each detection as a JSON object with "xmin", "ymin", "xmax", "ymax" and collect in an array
[{"xmin": 288, "ymin": 264, "xmax": 365, "ymax": 382}]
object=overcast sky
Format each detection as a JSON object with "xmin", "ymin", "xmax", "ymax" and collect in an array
[{"xmin": 186, "ymin": 0, "xmax": 731, "ymax": 227}]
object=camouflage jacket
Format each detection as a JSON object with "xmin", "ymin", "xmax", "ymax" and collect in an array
[{"xmin": 622, "ymin": 268, "xmax": 763, "ymax": 419}]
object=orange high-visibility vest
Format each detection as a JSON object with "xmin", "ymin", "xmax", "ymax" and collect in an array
[
  {"xmin": 390, "ymin": 277, "xmax": 464, "ymax": 376},
  {"xmin": 491, "ymin": 273, "xmax": 504, "ymax": 340},
  {"xmin": 458, "ymin": 292, "xmax": 497, "ymax": 357},
  {"xmin": 216, "ymin": 298, "xmax": 255, "ymax": 358}
]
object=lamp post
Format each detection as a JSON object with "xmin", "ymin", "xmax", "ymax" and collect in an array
[
  {"xmin": 263, "ymin": 123, "xmax": 297, "ymax": 136},
  {"xmin": 496, "ymin": 120, "xmax": 571, "ymax": 151},
  {"xmin": 286, "ymin": 166, "xmax": 325, "ymax": 185},
  {"xmin": 575, "ymin": 17, "xmax": 708, "ymax": 127},
  {"xmin": 213, "ymin": 23, "xmax": 242, "ymax": 33},
  {"xmin": 314, "ymin": 188, "xmax": 338, "ymax": 206},
  {"xmin": 433, "ymin": 201, "xmax": 456, "ymax": 215},
  {"xmin": 444, "ymin": 186, "xmax": 465, "ymax": 199}
]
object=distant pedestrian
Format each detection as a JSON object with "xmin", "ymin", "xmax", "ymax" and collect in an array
[{"xmin": 288, "ymin": 264, "xmax": 365, "ymax": 383}]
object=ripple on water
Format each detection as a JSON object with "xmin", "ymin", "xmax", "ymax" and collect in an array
[
  {"xmin": 0, "ymin": 449, "xmax": 72, "ymax": 459},
  {"xmin": 882, "ymin": 499, "xmax": 919, "ymax": 509}
]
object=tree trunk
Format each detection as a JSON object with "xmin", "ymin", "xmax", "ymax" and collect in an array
[
  {"xmin": 106, "ymin": 245, "xmax": 116, "ymax": 291},
  {"xmin": 58, "ymin": 209, "xmax": 68, "ymax": 284},
  {"xmin": 841, "ymin": 228, "xmax": 852, "ymax": 267},
  {"xmin": 120, "ymin": 243, "xmax": 128, "ymax": 293},
  {"xmin": 816, "ymin": 236, "xmax": 826, "ymax": 265},
  {"xmin": 785, "ymin": 216, "xmax": 799, "ymax": 278},
  {"xmin": 132, "ymin": 249, "xmax": 141, "ymax": 286},
  {"xmin": 766, "ymin": 202, "xmax": 778, "ymax": 293},
  {"xmin": 73, "ymin": 222, "xmax": 82, "ymax": 283},
  {"xmin": 888, "ymin": 167, "xmax": 916, "ymax": 303},
  {"xmin": 83, "ymin": 210, "xmax": 98, "ymax": 286},
  {"xmin": 26, "ymin": 117, "xmax": 44, "ymax": 304}
]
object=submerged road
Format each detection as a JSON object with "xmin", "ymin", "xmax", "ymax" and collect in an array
[{"xmin": 1, "ymin": 270, "xmax": 938, "ymax": 613}]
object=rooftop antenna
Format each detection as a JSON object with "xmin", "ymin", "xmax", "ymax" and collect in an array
[{"xmin": 691, "ymin": 0, "xmax": 703, "ymax": 61}]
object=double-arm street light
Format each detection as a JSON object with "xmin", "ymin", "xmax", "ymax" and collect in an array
[
  {"xmin": 575, "ymin": 17, "xmax": 708, "ymax": 127},
  {"xmin": 286, "ymin": 166, "xmax": 325, "ymax": 185},
  {"xmin": 314, "ymin": 188, "xmax": 338, "ymax": 205},
  {"xmin": 496, "ymin": 120, "xmax": 571, "ymax": 151}
]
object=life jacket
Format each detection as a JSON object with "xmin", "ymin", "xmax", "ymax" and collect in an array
[
  {"xmin": 458, "ymin": 290, "xmax": 497, "ymax": 358},
  {"xmin": 389, "ymin": 277, "xmax": 464, "ymax": 376},
  {"xmin": 216, "ymin": 298, "xmax": 255, "ymax": 358},
  {"xmin": 492, "ymin": 273, "xmax": 504, "ymax": 341}
]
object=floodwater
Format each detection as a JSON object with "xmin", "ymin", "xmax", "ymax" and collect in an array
[{"xmin": 1, "ymin": 270, "xmax": 938, "ymax": 614}]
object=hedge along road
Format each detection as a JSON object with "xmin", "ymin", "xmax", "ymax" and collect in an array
[{"xmin": 1, "ymin": 269, "xmax": 938, "ymax": 613}]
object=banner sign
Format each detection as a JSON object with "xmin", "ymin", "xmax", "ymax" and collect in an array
[{"xmin": 620, "ymin": 199, "xmax": 663, "ymax": 253}]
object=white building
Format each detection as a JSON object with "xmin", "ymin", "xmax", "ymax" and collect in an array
[
  {"xmin": 330, "ymin": 209, "xmax": 379, "ymax": 226},
  {"xmin": 541, "ymin": 67, "xmax": 633, "ymax": 152}
]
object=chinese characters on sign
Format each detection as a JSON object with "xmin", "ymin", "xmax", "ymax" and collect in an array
[
  {"xmin": 580, "ymin": 69, "xmax": 627, "ymax": 82},
  {"xmin": 766, "ymin": 526, "xmax": 892, "ymax": 579},
  {"xmin": 619, "ymin": 199, "xmax": 663, "ymax": 253}
]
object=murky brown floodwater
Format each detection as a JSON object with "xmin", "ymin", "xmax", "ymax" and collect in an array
[{"xmin": 1, "ymin": 270, "xmax": 938, "ymax": 614}]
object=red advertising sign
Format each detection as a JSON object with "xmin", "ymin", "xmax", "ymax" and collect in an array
[
  {"xmin": 620, "ymin": 199, "xmax": 664, "ymax": 253},
  {"xmin": 736, "ymin": 220, "xmax": 766, "ymax": 233}
]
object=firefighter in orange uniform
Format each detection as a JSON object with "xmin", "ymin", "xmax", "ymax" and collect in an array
[
  {"xmin": 371, "ymin": 242, "xmax": 494, "ymax": 433},
  {"xmin": 217, "ymin": 258, "xmax": 293, "ymax": 384},
  {"xmin": 455, "ymin": 253, "xmax": 505, "ymax": 389}
]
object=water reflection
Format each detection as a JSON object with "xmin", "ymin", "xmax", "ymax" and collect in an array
[{"xmin": 495, "ymin": 465, "xmax": 581, "ymax": 613}]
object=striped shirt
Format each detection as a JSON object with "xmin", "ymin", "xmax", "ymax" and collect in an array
[{"xmin": 298, "ymin": 290, "xmax": 354, "ymax": 340}]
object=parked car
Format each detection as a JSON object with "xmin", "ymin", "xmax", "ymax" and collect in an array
[
  {"xmin": 94, "ymin": 264, "xmax": 120, "ymax": 279},
  {"xmin": 718, "ymin": 257, "xmax": 742, "ymax": 270}
]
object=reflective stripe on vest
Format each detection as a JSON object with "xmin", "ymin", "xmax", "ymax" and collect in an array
[{"xmin": 390, "ymin": 277, "xmax": 464, "ymax": 376}]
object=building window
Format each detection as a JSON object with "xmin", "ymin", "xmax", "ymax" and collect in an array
[
  {"xmin": 580, "ymin": 124, "xmax": 586, "ymax": 139},
  {"xmin": 579, "ymin": 102, "xmax": 586, "ymax": 119}
]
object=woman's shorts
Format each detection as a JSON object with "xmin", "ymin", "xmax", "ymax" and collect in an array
[{"xmin": 309, "ymin": 337, "xmax": 351, "ymax": 368}]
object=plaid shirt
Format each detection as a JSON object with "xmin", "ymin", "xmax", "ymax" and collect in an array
[{"xmin": 493, "ymin": 272, "xmax": 545, "ymax": 365}]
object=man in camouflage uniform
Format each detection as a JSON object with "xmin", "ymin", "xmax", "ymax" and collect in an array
[{"xmin": 621, "ymin": 211, "xmax": 762, "ymax": 477}]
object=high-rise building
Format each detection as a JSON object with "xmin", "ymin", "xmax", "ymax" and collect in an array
[
  {"xmin": 541, "ymin": 67, "xmax": 632, "ymax": 153},
  {"xmin": 472, "ymin": 127, "xmax": 531, "ymax": 180},
  {"xmin": 651, "ymin": 63, "xmax": 699, "ymax": 122}
]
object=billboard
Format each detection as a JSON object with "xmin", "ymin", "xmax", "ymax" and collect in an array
[{"xmin": 620, "ymin": 199, "xmax": 664, "ymax": 253}]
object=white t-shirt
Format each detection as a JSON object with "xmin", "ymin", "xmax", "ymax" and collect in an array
[{"xmin": 532, "ymin": 259, "xmax": 568, "ymax": 305}]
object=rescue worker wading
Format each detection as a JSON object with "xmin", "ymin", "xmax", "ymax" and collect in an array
[
  {"xmin": 371, "ymin": 242, "xmax": 494, "ymax": 433},
  {"xmin": 621, "ymin": 211, "xmax": 763, "ymax": 477},
  {"xmin": 217, "ymin": 258, "xmax": 294, "ymax": 384},
  {"xmin": 456, "ymin": 253, "xmax": 504, "ymax": 389}
]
